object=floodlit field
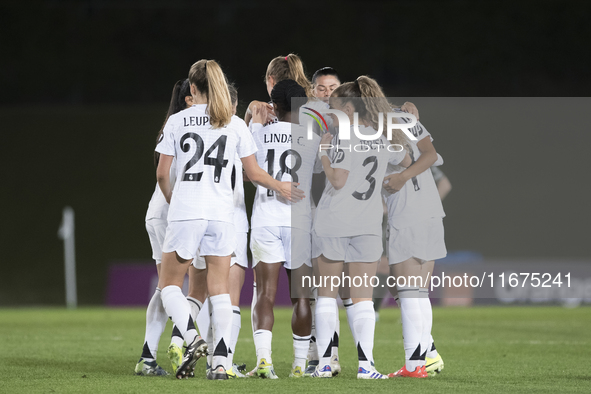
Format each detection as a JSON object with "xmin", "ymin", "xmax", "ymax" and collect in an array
[{"xmin": 0, "ymin": 306, "xmax": 589, "ymax": 393}]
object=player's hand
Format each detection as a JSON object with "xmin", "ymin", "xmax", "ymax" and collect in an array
[
  {"xmin": 279, "ymin": 182, "xmax": 305, "ymax": 202},
  {"xmin": 252, "ymin": 103, "xmax": 267, "ymax": 124},
  {"xmin": 320, "ymin": 132, "xmax": 333, "ymax": 146},
  {"xmin": 248, "ymin": 100, "xmax": 275, "ymax": 123},
  {"xmin": 263, "ymin": 103, "xmax": 275, "ymax": 123},
  {"xmin": 383, "ymin": 173, "xmax": 408, "ymax": 194},
  {"xmin": 401, "ymin": 101, "xmax": 419, "ymax": 120}
]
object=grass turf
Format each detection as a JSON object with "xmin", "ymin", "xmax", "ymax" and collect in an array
[{"xmin": 0, "ymin": 306, "xmax": 589, "ymax": 393}]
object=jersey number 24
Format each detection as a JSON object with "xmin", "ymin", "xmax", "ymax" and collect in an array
[{"xmin": 180, "ymin": 133, "xmax": 228, "ymax": 183}]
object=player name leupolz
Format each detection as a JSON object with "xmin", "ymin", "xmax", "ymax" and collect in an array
[{"xmin": 183, "ymin": 116, "xmax": 210, "ymax": 127}]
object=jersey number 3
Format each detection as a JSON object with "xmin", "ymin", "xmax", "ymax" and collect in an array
[
  {"xmin": 352, "ymin": 156, "xmax": 378, "ymax": 201},
  {"xmin": 180, "ymin": 133, "xmax": 228, "ymax": 183}
]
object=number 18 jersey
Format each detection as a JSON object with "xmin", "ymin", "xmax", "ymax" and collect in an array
[
  {"xmin": 251, "ymin": 121, "xmax": 320, "ymax": 232},
  {"xmin": 156, "ymin": 104, "xmax": 257, "ymax": 223}
]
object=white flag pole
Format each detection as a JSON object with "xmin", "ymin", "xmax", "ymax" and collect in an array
[{"xmin": 58, "ymin": 206, "xmax": 77, "ymax": 309}]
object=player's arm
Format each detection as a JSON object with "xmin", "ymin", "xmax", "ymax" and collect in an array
[
  {"xmin": 437, "ymin": 175, "xmax": 452, "ymax": 200},
  {"xmin": 400, "ymin": 101, "xmax": 419, "ymax": 120},
  {"xmin": 245, "ymin": 100, "xmax": 275, "ymax": 126},
  {"xmin": 241, "ymin": 154, "xmax": 304, "ymax": 202},
  {"xmin": 156, "ymin": 154, "xmax": 174, "ymax": 203},
  {"xmin": 383, "ymin": 138, "xmax": 438, "ymax": 194},
  {"xmin": 319, "ymin": 133, "xmax": 349, "ymax": 190}
]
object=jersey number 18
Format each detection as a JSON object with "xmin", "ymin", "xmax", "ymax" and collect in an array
[{"xmin": 265, "ymin": 149, "xmax": 302, "ymax": 196}]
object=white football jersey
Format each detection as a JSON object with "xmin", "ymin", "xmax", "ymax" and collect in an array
[
  {"xmin": 232, "ymin": 156, "xmax": 249, "ymax": 232},
  {"xmin": 145, "ymin": 157, "xmax": 177, "ymax": 221},
  {"xmin": 156, "ymin": 104, "xmax": 257, "ymax": 223},
  {"xmin": 314, "ymin": 126, "xmax": 406, "ymax": 237},
  {"xmin": 383, "ymin": 141, "xmax": 445, "ymax": 229},
  {"xmin": 250, "ymin": 121, "xmax": 320, "ymax": 231}
]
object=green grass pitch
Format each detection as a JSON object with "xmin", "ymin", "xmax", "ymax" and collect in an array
[{"xmin": 0, "ymin": 306, "xmax": 589, "ymax": 393}]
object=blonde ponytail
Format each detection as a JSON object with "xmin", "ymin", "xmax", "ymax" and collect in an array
[
  {"xmin": 188, "ymin": 59, "xmax": 232, "ymax": 129},
  {"xmin": 266, "ymin": 54, "xmax": 314, "ymax": 98}
]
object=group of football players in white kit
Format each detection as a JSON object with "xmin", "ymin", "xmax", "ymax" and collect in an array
[{"xmin": 135, "ymin": 54, "xmax": 446, "ymax": 381}]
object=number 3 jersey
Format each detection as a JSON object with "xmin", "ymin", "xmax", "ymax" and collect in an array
[
  {"xmin": 314, "ymin": 126, "xmax": 406, "ymax": 238},
  {"xmin": 250, "ymin": 121, "xmax": 321, "ymax": 232},
  {"xmin": 156, "ymin": 104, "xmax": 257, "ymax": 223}
]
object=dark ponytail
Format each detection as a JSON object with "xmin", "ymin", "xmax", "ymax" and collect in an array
[
  {"xmin": 155, "ymin": 79, "xmax": 191, "ymax": 166},
  {"xmin": 270, "ymin": 79, "xmax": 307, "ymax": 119}
]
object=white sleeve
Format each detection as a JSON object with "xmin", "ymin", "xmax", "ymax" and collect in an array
[
  {"xmin": 331, "ymin": 146, "xmax": 352, "ymax": 171},
  {"xmin": 155, "ymin": 120, "xmax": 176, "ymax": 156},
  {"xmin": 396, "ymin": 108, "xmax": 432, "ymax": 142},
  {"xmin": 433, "ymin": 153, "xmax": 444, "ymax": 166},
  {"xmin": 250, "ymin": 122, "xmax": 263, "ymax": 135},
  {"xmin": 236, "ymin": 121, "xmax": 258, "ymax": 158},
  {"xmin": 412, "ymin": 120, "xmax": 432, "ymax": 142}
]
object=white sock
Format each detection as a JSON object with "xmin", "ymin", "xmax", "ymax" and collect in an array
[
  {"xmin": 141, "ymin": 288, "xmax": 168, "ymax": 361},
  {"xmin": 427, "ymin": 336, "xmax": 438, "ymax": 359},
  {"xmin": 186, "ymin": 296, "xmax": 203, "ymax": 326},
  {"xmin": 307, "ymin": 299, "xmax": 319, "ymax": 362},
  {"xmin": 332, "ymin": 301, "xmax": 340, "ymax": 359},
  {"xmin": 228, "ymin": 306, "xmax": 241, "ymax": 367},
  {"xmin": 196, "ymin": 298, "xmax": 212, "ymax": 367},
  {"xmin": 251, "ymin": 282, "xmax": 257, "ymax": 334},
  {"xmin": 343, "ymin": 298, "xmax": 357, "ymax": 345},
  {"xmin": 293, "ymin": 334, "xmax": 311, "ymax": 370},
  {"xmin": 398, "ymin": 286, "xmax": 423, "ymax": 371},
  {"xmin": 353, "ymin": 300, "xmax": 375, "ymax": 370},
  {"xmin": 196, "ymin": 297, "xmax": 210, "ymax": 336},
  {"xmin": 253, "ymin": 329, "xmax": 273, "ymax": 365},
  {"xmin": 170, "ymin": 324, "xmax": 184, "ymax": 349},
  {"xmin": 315, "ymin": 297, "xmax": 337, "ymax": 367},
  {"xmin": 210, "ymin": 294, "xmax": 233, "ymax": 369},
  {"xmin": 419, "ymin": 288, "xmax": 436, "ymax": 359},
  {"xmin": 161, "ymin": 286, "xmax": 196, "ymax": 348}
]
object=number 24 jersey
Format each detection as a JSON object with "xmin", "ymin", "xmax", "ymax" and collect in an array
[{"xmin": 156, "ymin": 104, "xmax": 257, "ymax": 223}]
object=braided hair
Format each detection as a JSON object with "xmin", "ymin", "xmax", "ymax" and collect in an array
[{"xmin": 270, "ymin": 79, "xmax": 307, "ymax": 120}]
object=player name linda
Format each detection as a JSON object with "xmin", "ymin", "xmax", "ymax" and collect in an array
[{"xmin": 263, "ymin": 133, "xmax": 292, "ymax": 143}]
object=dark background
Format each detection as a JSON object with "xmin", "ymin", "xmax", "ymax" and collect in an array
[{"xmin": 1, "ymin": 0, "xmax": 590, "ymax": 305}]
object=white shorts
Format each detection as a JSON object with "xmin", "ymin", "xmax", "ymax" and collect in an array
[
  {"xmin": 312, "ymin": 231, "xmax": 382, "ymax": 263},
  {"xmin": 192, "ymin": 231, "xmax": 248, "ymax": 270},
  {"xmin": 388, "ymin": 217, "xmax": 447, "ymax": 265},
  {"xmin": 250, "ymin": 226, "xmax": 312, "ymax": 270},
  {"xmin": 163, "ymin": 220, "xmax": 236, "ymax": 261},
  {"xmin": 146, "ymin": 218, "xmax": 167, "ymax": 264}
]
